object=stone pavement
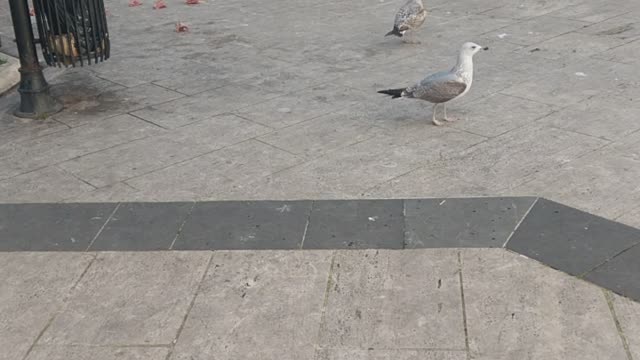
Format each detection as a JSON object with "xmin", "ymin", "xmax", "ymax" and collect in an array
[
  {"xmin": 1, "ymin": 248, "xmax": 639, "ymax": 360},
  {"xmin": 0, "ymin": 0, "xmax": 639, "ymax": 229}
]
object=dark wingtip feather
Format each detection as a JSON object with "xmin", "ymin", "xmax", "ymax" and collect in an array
[
  {"xmin": 385, "ymin": 27, "xmax": 403, "ymax": 37},
  {"xmin": 377, "ymin": 88, "xmax": 404, "ymax": 99}
]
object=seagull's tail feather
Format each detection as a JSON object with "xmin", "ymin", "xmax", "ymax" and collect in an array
[
  {"xmin": 377, "ymin": 88, "xmax": 405, "ymax": 99},
  {"xmin": 385, "ymin": 27, "xmax": 403, "ymax": 37}
]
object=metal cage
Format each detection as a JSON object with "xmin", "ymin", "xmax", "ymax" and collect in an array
[{"xmin": 32, "ymin": 0, "xmax": 110, "ymax": 67}]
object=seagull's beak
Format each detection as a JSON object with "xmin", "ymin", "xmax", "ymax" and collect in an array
[{"xmin": 482, "ymin": 46, "xmax": 489, "ymax": 50}]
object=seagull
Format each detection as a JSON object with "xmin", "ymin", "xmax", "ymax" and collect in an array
[
  {"xmin": 377, "ymin": 42, "xmax": 488, "ymax": 126},
  {"xmin": 385, "ymin": 0, "xmax": 427, "ymax": 44}
]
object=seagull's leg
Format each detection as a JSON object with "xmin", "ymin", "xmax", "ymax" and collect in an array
[
  {"xmin": 432, "ymin": 103, "xmax": 443, "ymax": 126},
  {"xmin": 442, "ymin": 103, "xmax": 456, "ymax": 122}
]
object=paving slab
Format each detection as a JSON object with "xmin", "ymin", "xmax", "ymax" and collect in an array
[
  {"xmin": 173, "ymin": 201, "xmax": 311, "ymax": 250},
  {"xmin": 315, "ymin": 349, "xmax": 467, "ymax": 360},
  {"xmin": 0, "ymin": 253, "xmax": 93, "ymax": 360},
  {"xmin": 303, "ymin": 200, "xmax": 404, "ymax": 249},
  {"xmin": 611, "ymin": 292, "xmax": 640, "ymax": 359},
  {"xmin": 404, "ymin": 197, "xmax": 536, "ymax": 248},
  {"xmin": 25, "ymin": 346, "xmax": 169, "ymax": 360},
  {"xmin": 170, "ymin": 251, "xmax": 333, "ymax": 360},
  {"xmin": 58, "ymin": 114, "xmax": 271, "ymax": 187},
  {"xmin": 462, "ymin": 249, "xmax": 628, "ymax": 360},
  {"xmin": 510, "ymin": 146, "xmax": 640, "ymax": 221},
  {"xmin": 584, "ymin": 244, "xmax": 640, "ymax": 301},
  {"xmin": 0, "ymin": 166, "xmax": 96, "ymax": 203},
  {"xmin": 126, "ymin": 139, "xmax": 302, "ymax": 201},
  {"xmin": 89, "ymin": 202, "xmax": 194, "ymax": 251},
  {"xmin": 506, "ymin": 198, "xmax": 640, "ymax": 276},
  {"xmin": 39, "ymin": 252, "xmax": 210, "ymax": 346},
  {"xmin": 319, "ymin": 249, "xmax": 465, "ymax": 350},
  {"xmin": 0, "ymin": 202, "xmax": 116, "ymax": 251},
  {"xmin": 0, "ymin": 114, "xmax": 164, "ymax": 181}
]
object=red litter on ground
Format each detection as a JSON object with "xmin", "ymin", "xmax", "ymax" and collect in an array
[
  {"xmin": 185, "ymin": 0, "xmax": 199, "ymax": 5},
  {"xmin": 175, "ymin": 22, "xmax": 189, "ymax": 32},
  {"xmin": 29, "ymin": 7, "xmax": 35, "ymax": 16},
  {"xmin": 128, "ymin": 0, "xmax": 142, "ymax": 7},
  {"xmin": 153, "ymin": 0, "xmax": 166, "ymax": 9}
]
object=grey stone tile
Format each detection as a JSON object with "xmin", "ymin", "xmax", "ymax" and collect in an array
[
  {"xmin": 126, "ymin": 140, "xmax": 302, "ymax": 201},
  {"xmin": 90, "ymin": 202, "xmax": 194, "ymax": 251},
  {"xmin": 151, "ymin": 62, "xmax": 233, "ymax": 96},
  {"xmin": 40, "ymin": 252, "xmax": 211, "ymax": 346},
  {"xmin": 0, "ymin": 114, "xmax": 164, "ymax": 180},
  {"xmin": 0, "ymin": 167, "xmax": 96, "ymax": 203},
  {"xmin": 257, "ymin": 108, "xmax": 385, "ymax": 159},
  {"xmin": 405, "ymin": 197, "xmax": 536, "ymax": 248},
  {"xmin": 584, "ymin": 244, "xmax": 640, "ymax": 301},
  {"xmin": 616, "ymin": 206, "xmax": 640, "ymax": 229},
  {"xmin": 483, "ymin": 0, "xmax": 583, "ymax": 20},
  {"xmin": 62, "ymin": 183, "xmax": 145, "ymax": 203},
  {"xmin": 234, "ymin": 83, "xmax": 368, "ymax": 129},
  {"xmin": 315, "ymin": 349, "xmax": 467, "ymax": 360},
  {"xmin": 594, "ymin": 39, "xmax": 640, "ymax": 64},
  {"xmin": 547, "ymin": 2, "xmax": 631, "ymax": 23},
  {"xmin": 611, "ymin": 292, "xmax": 640, "ymax": 359},
  {"xmin": 481, "ymin": 16, "xmax": 589, "ymax": 46},
  {"xmin": 577, "ymin": 14, "xmax": 640, "ymax": 41},
  {"xmin": 362, "ymin": 166, "xmax": 491, "ymax": 199},
  {"xmin": 539, "ymin": 96, "xmax": 640, "ymax": 141},
  {"xmin": 450, "ymin": 93, "xmax": 556, "ymax": 137},
  {"xmin": 52, "ymin": 84, "xmax": 184, "ymax": 126},
  {"xmin": 319, "ymin": 249, "xmax": 465, "ymax": 349},
  {"xmin": 0, "ymin": 202, "xmax": 117, "ymax": 251},
  {"xmin": 506, "ymin": 198, "xmax": 640, "ymax": 276},
  {"xmin": 303, "ymin": 200, "xmax": 404, "ymax": 249},
  {"xmin": 130, "ymin": 83, "xmax": 279, "ymax": 129},
  {"xmin": 0, "ymin": 118, "xmax": 69, "ymax": 145},
  {"xmin": 25, "ymin": 346, "xmax": 169, "ymax": 360},
  {"xmin": 174, "ymin": 201, "xmax": 311, "ymax": 250},
  {"xmin": 0, "ymin": 253, "xmax": 93, "ymax": 360},
  {"xmin": 462, "ymin": 248, "xmax": 628, "ymax": 360},
  {"xmin": 431, "ymin": 124, "xmax": 607, "ymax": 192},
  {"xmin": 510, "ymin": 145, "xmax": 640, "ymax": 221},
  {"xmin": 521, "ymin": 32, "xmax": 627, "ymax": 60},
  {"xmin": 170, "ymin": 251, "xmax": 332, "ymax": 360},
  {"xmin": 58, "ymin": 114, "xmax": 271, "ymax": 187}
]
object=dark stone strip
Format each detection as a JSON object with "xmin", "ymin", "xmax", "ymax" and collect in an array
[{"xmin": 506, "ymin": 198, "xmax": 640, "ymax": 277}]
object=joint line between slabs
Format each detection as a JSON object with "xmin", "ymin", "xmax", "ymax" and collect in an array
[
  {"xmin": 169, "ymin": 201, "xmax": 197, "ymax": 250},
  {"xmin": 457, "ymin": 251, "xmax": 471, "ymax": 360},
  {"xmin": 603, "ymin": 289, "xmax": 634, "ymax": 360},
  {"xmin": 299, "ymin": 201, "xmax": 314, "ymax": 249},
  {"xmin": 502, "ymin": 197, "xmax": 539, "ymax": 248},
  {"xmin": 21, "ymin": 254, "xmax": 98, "ymax": 360},
  {"xmin": 85, "ymin": 203, "xmax": 121, "ymax": 251},
  {"xmin": 165, "ymin": 253, "xmax": 214, "ymax": 360}
]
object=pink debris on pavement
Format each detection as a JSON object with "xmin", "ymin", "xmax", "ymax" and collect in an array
[
  {"xmin": 175, "ymin": 22, "xmax": 189, "ymax": 32},
  {"xmin": 153, "ymin": 0, "xmax": 167, "ymax": 9},
  {"xmin": 128, "ymin": 0, "xmax": 142, "ymax": 7}
]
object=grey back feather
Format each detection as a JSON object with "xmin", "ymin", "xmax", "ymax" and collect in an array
[{"xmin": 403, "ymin": 72, "xmax": 467, "ymax": 103}]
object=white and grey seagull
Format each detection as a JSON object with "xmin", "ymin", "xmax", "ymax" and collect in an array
[
  {"xmin": 385, "ymin": 0, "xmax": 427, "ymax": 44},
  {"xmin": 378, "ymin": 42, "xmax": 488, "ymax": 126}
]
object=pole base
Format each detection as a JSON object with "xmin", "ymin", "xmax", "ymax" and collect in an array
[{"xmin": 14, "ymin": 92, "xmax": 64, "ymax": 119}]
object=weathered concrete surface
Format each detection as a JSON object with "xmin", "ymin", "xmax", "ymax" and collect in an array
[
  {"xmin": 462, "ymin": 249, "xmax": 628, "ymax": 360},
  {"xmin": 1, "ymin": 0, "xmax": 640, "ymax": 227},
  {"xmin": 0, "ymin": 250, "xmax": 637, "ymax": 360},
  {"xmin": 0, "ymin": 253, "xmax": 93, "ymax": 360},
  {"xmin": 39, "ymin": 252, "xmax": 210, "ymax": 346}
]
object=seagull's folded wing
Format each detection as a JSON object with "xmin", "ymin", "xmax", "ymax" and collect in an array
[{"xmin": 409, "ymin": 72, "xmax": 467, "ymax": 103}]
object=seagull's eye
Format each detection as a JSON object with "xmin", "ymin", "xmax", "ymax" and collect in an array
[{"xmin": 471, "ymin": 46, "xmax": 477, "ymax": 49}]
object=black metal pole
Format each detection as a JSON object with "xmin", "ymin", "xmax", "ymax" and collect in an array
[{"xmin": 8, "ymin": 0, "xmax": 62, "ymax": 119}]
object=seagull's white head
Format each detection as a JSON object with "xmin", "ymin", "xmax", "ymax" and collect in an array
[{"xmin": 460, "ymin": 42, "xmax": 489, "ymax": 57}]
